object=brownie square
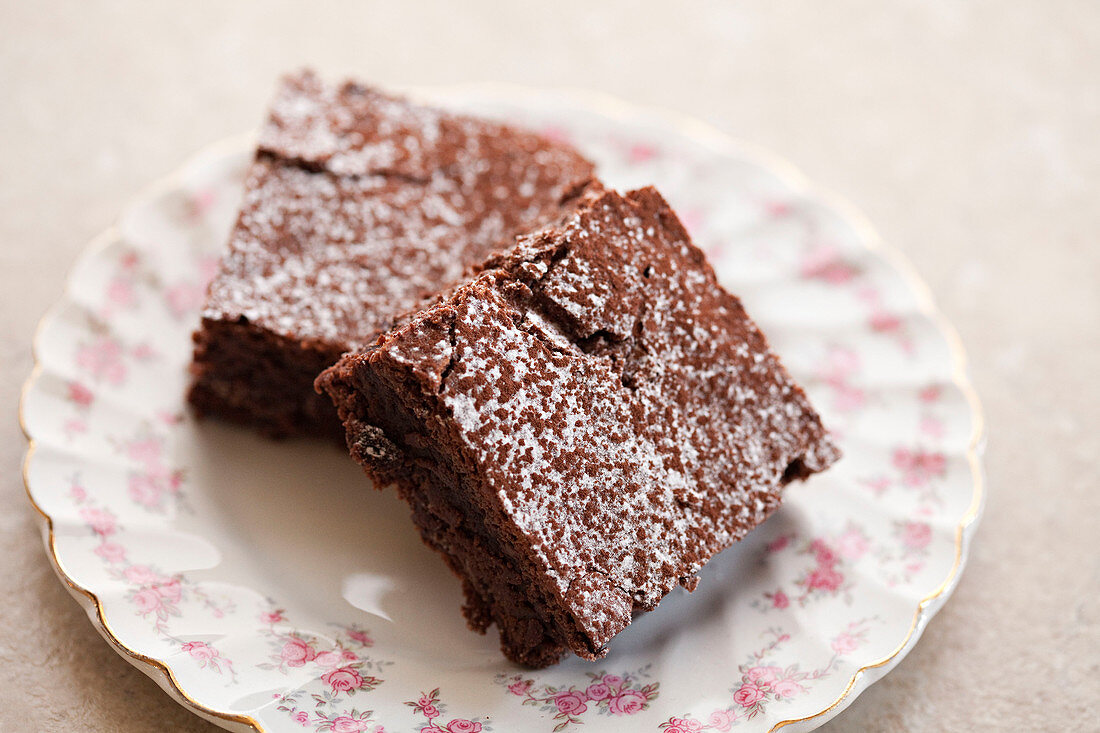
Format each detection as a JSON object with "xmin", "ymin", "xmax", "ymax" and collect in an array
[
  {"xmin": 188, "ymin": 70, "xmax": 594, "ymax": 438},
  {"xmin": 317, "ymin": 184, "xmax": 840, "ymax": 667}
]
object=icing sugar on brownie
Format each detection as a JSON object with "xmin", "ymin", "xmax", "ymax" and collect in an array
[
  {"xmin": 319, "ymin": 183, "xmax": 840, "ymax": 666},
  {"xmin": 189, "ymin": 70, "xmax": 594, "ymax": 437}
]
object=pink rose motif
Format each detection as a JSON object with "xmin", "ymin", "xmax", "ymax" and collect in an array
[
  {"xmin": 607, "ymin": 689, "xmax": 648, "ymax": 716},
  {"xmin": 123, "ymin": 564, "xmax": 160, "ymax": 585},
  {"xmin": 260, "ymin": 610, "xmax": 285, "ymax": 624},
  {"xmin": 446, "ymin": 720, "xmax": 481, "ymax": 733},
  {"xmin": 772, "ymin": 678, "xmax": 805, "ymax": 698},
  {"xmin": 822, "ymin": 360, "xmax": 859, "ymax": 402},
  {"xmin": 707, "ymin": 710, "xmax": 737, "ymax": 731},
  {"xmin": 920, "ymin": 416, "xmax": 945, "ymax": 438},
  {"xmin": 554, "ymin": 690, "xmax": 588, "ymax": 715},
  {"xmin": 314, "ymin": 650, "xmax": 344, "ymax": 669},
  {"xmin": 143, "ymin": 460, "xmax": 171, "ymax": 482},
  {"xmin": 322, "ymin": 666, "xmax": 364, "ymax": 693},
  {"xmin": 128, "ymin": 474, "xmax": 163, "ymax": 509},
  {"xmin": 763, "ymin": 199, "xmax": 792, "ymax": 218},
  {"xmin": 68, "ymin": 381, "xmax": 94, "ymax": 407},
  {"xmin": 79, "ymin": 507, "xmax": 116, "ymax": 537},
  {"xmin": 132, "ymin": 588, "xmax": 161, "ymax": 614},
  {"xmin": 75, "ymin": 336, "xmax": 127, "ymax": 385},
  {"xmin": 601, "ymin": 674, "xmax": 623, "ymax": 688},
  {"xmin": 181, "ymin": 641, "xmax": 217, "ymax": 662},
  {"xmin": 347, "ymin": 629, "xmax": 373, "ymax": 646},
  {"xmin": 666, "ymin": 717, "xmax": 702, "ymax": 731},
  {"xmin": 888, "ymin": 444, "xmax": 915, "ymax": 473},
  {"xmin": 833, "ymin": 384, "xmax": 866, "ymax": 412},
  {"xmin": 419, "ymin": 704, "xmax": 440, "ymax": 719},
  {"xmin": 63, "ymin": 418, "xmax": 87, "ymax": 436},
  {"xmin": 766, "ymin": 535, "xmax": 789, "ymax": 553},
  {"xmin": 628, "ymin": 142, "xmax": 657, "ymax": 163},
  {"xmin": 106, "ymin": 277, "xmax": 135, "ymax": 308},
  {"xmin": 293, "ymin": 710, "xmax": 309, "ymax": 725},
  {"xmin": 341, "ymin": 649, "xmax": 359, "ymax": 662},
  {"xmin": 733, "ymin": 683, "xmax": 765, "ymax": 708},
  {"xmin": 126, "ymin": 437, "xmax": 162, "ymax": 467},
  {"xmin": 892, "ymin": 448, "xmax": 946, "ymax": 486},
  {"xmin": 800, "ymin": 244, "xmax": 857, "ymax": 284},
  {"xmin": 915, "ymin": 451, "xmax": 946, "ymax": 478},
  {"xmin": 919, "ymin": 385, "xmax": 941, "ymax": 403},
  {"xmin": 772, "ymin": 590, "xmax": 790, "ymax": 609},
  {"xmin": 157, "ymin": 410, "xmax": 183, "ymax": 425},
  {"xmin": 94, "ymin": 541, "xmax": 126, "ymax": 564},
  {"xmin": 901, "ymin": 521, "xmax": 932, "ymax": 550},
  {"xmin": 810, "ymin": 539, "xmax": 837, "ymax": 566},
  {"xmin": 827, "ymin": 346, "xmax": 860, "ymax": 375},
  {"xmin": 745, "ymin": 666, "xmax": 782, "ymax": 687},
  {"xmin": 507, "ymin": 680, "xmax": 531, "ymax": 696},
  {"xmin": 864, "ymin": 476, "xmax": 890, "ymax": 495},
  {"xmin": 585, "ymin": 681, "xmax": 612, "ymax": 701},
  {"xmin": 836, "ymin": 529, "xmax": 869, "ymax": 560},
  {"xmin": 154, "ymin": 578, "xmax": 182, "ymax": 604},
  {"xmin": 280, "ymin": 637, "xmax": 317, "ymax": 667},
  {"xmin": 330, "ymin": 717, "xmax": 369, "ymax": 733},
  {"xmin": 165, "ymin": 282, "xmax": 204, "ymax": 318},
  {"xmin": 191, "ymin": 188, "xmax": 217, "ymax": 216},
  {"xmin": 870, "ymin": 311, "xmax": 902, "ymax": 333},
  {"xmin": 807, "ymin": 566, "xmax": 844, "ymax": 592},
  {"xmin": 831, "ymin": 632, "xmax": 860, "ymax": 655},
  {"xmin": 131, "ymin": 342, "xmax": 157, "ymax": 361}
]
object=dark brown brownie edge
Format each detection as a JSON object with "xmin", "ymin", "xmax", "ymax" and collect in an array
[
  {"xmin": 188, "ymin": 317, "xmax": 346, "ymax": 440},
  {"xmin": 318, "ymin": 314, "xmax": 595, "ymax": 667}
]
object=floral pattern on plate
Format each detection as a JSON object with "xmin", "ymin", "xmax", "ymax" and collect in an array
[
  {"xmin": 22, "ymin": 87, "xmax": 982, "ymax": 732},
  {"xmin": 498, "ymin": 667, "xmax": 658, "ymax": 730}
]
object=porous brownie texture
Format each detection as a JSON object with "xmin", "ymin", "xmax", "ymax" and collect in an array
[
  {"xmin": 318, "ymin": 184, "xmax": 840, "ymax": 666},
  {"xmin": 188, "ymin": 70, "xmax": 594, "ymax": 437}
]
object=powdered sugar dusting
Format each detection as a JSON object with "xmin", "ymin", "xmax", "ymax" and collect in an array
[
  {"xmin": 369, "ymin": 186, "xmax": 840, "ymax": 651},
  {"xmin": 203, "ymin": 70, "xmax": 594, "ymax": 347}
]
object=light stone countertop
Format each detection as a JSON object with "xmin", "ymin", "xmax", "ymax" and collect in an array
[{"xmin": 1, "ymin": 2, "xmax": 1096, "ymax": 731}]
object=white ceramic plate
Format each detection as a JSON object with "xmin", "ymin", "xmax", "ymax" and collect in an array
[{"xmin": 21, "ymin": 87, "xmax": 983, "ymax": 733}]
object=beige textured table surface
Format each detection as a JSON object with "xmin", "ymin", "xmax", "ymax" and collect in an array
[{"xmin": 2, "ymin": 2, "xmax": 1097, "ymax": 731}]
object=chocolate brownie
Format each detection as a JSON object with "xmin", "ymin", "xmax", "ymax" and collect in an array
[
  {"xmin": 317, "ymin": 184, "xmax": 840, "ymax": 667},
  {"xmin": 188, "ymin": 70, "xmax": 594, "ymax": 438}
]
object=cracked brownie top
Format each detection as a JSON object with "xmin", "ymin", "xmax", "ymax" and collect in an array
[
  {"xmin": 202, "ymin": 69, "xmax": 595, "ymax": 347},
  {"xmin": 321, "ymin": 183, "xmax": 839, "ymax": 657}
]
